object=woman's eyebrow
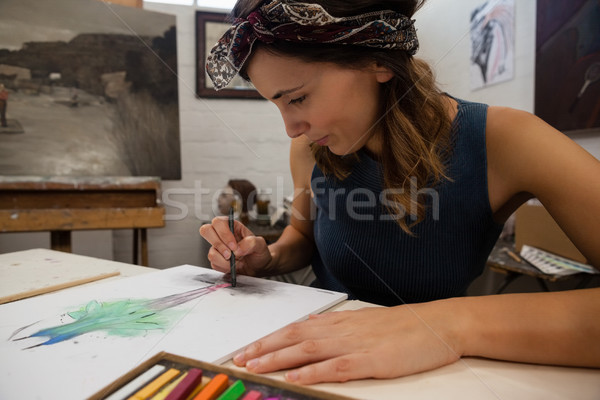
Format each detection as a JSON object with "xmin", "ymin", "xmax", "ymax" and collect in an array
[{"xmin": 271, "ymin": 85, "xmax": 304, "ymax": 100}]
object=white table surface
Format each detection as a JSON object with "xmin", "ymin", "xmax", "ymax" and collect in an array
[{"xmin": 1, "ymin": 249, "xmax": 598, "ymax": 400}]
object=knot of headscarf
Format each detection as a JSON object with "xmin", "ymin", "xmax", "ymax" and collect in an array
[{"xmin": 206, "ymin": 0, "xmax": 419, "ymax": 90}]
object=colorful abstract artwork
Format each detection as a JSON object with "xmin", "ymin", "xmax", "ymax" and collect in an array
[{"xmin": 469, "ymin": 0, "xmax": 515, "ymax": 90}]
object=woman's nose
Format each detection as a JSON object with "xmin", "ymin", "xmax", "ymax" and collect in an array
[
  {"xmin": 283, "ymin": 116, "xmax": 309, "ymax": 139},
  {"xmin": 281, "ymin": 112, "xmax": 310, "ymax": 139}
]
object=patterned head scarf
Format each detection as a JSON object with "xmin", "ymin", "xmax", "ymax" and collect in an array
[{"xmin": 206, "ymin": 0, "xmax": 419, "ymax": 90}]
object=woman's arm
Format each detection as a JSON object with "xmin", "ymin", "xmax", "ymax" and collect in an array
[
  {"xmin": 232, "ymin": 288, "xmax": 600, "ymax": 384},
  {"xmin": 461, "ymin": 288, "xmax": 600, "ymax": 367},
  {"xmin": 486, "ymin": 107, "xmax": 600, "ymax": 267}
]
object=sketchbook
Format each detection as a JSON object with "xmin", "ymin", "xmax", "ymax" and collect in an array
[{"xmin": 0, "ymin": 264, "xmax": 347, "ymax": 400}]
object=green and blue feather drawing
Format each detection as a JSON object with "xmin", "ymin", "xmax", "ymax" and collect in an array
[{"xmin": 10, "ymin": 283, "xmax": 230, "ymax": 349}]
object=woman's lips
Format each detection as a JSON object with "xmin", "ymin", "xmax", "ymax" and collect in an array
[{"xmin": 314, "ymin": 136, "xmax": 329, "ymax": 146}]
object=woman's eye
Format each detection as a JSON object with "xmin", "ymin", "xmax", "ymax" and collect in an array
[{"xmin": 289, "ymin": 95, "xmax": 306, "ymax": 105}]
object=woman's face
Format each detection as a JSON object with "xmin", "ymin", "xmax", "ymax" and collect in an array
[{"xmin": 246, "ymin": 48, "xmax": 393, "ymax": 156}]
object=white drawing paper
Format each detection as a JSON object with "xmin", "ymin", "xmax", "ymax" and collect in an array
[{"xmin": 0, "ymin": 265, "xmax": 347, "ymax": 400}]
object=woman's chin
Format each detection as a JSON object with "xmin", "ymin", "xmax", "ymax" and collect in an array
[{"xmin": 326, "ymin": 144, "xmax": 357, "ymax": 156}]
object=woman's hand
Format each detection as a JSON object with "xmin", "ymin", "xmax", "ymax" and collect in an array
[
  {"xmin": 199, "ymin": 217, "xmax": 272, "ymax": 277},
  {"xmin": 232, "ymin": 300, "xmax": 464, "ymax": 384}
]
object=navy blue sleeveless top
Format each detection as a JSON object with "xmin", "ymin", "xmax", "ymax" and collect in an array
[{"xmin": 310, "ymin": 97, "xmax": 503, "ymax": 305}]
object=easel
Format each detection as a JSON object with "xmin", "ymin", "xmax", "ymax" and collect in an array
[{"xmin": 0, "ymin": 176, "xmax": 164, "ymax": 266}]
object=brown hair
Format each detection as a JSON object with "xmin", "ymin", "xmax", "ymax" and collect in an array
[{"xmin": 232, "ymin": 0, "xmax": 452, "ymax": 233}]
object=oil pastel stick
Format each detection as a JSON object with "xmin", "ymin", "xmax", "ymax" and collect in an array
[
  {"xmin": 106, "ymin": 365, "xmax": 166, "ymax": 400},
  {"xmin": 192, "ymin": 373, "xmax": 229, "ymax": 400},
  {"xmin": 216, "ymin": 379, "xmax": 245, "ymax": 400},
  {"xmin": 152, "ymin": 372, "xmax": 188, "ymax": 400},
  {"xmin": 185, "ymin": 376, "xmax": 211, "ymax": 400},
  {"xmin": 240, "ymin": 391, "xmax": 263, "ymax": 400},
  {"xmin": 129, "ymin": 368, "xmax": 181, "ymax": 400},
  {"xmin": 164, "ymin": 368, "xmax": 203, "ymax": 400}
]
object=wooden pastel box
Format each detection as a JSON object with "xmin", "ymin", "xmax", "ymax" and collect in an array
[{"xmin": 90, "ymin": 352, "xmax": 354, "ymax": 400}]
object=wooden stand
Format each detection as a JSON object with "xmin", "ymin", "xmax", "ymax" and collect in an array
[
  {"xmin": 486, "ymin": 239, "xmax": 593, "ymax": 293},
  {"xmin": 0, "ymin": 176, "xmax": 165, "ymax": 266}
]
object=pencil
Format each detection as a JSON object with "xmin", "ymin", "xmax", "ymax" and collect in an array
[
  {"xmin": 502, "ymin": 247, "xmax": 522, "ymax": 263},
  {"xmin": 229, "ymin": 206, "xmax": 236, "ymax": 287},
  {"xmin": 506, "ymin": 250, "xmax": 522, "ymax": 263}
]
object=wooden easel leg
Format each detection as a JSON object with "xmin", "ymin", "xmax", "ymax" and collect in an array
[
  {"xmin": 50, "ymin": 231, "xmax": 72, "ymax": 253},
  {"xmin": 133, "ymin": 229, "xmax": 139, "ymax": 265},
  {"xmin": 141, "ymin": 228, "xmax": 148, "ymax": 267}
]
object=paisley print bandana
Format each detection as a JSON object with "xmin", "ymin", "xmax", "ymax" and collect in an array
[{"xmin": 206, "ymin": 0, "xmax": 419, "ymax": 90}]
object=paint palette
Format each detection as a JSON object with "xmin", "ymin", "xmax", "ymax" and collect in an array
[
  {"xmin": 90, "ymin": 352, "xmax": 353, "ymax": 400},
  {"xmin": 520, "ymin": 245, "xmax": 598, "ymax": 276}
]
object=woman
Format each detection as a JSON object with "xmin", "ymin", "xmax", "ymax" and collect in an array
[{"xmin": 200, "ymin": 0, "xmax": 600, "ymax": 384}]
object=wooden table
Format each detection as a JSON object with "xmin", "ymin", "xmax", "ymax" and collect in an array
[
  {"xmin": 2, "ymin": 249, "xmax": 598, "ymax": 400},
  {"xmin": 0, "ymin": 176, "xmax": 164, "ymax": 265}
]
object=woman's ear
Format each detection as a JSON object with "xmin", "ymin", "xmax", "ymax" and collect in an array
[{"xmin": 372, "ymin": 63, "xmax": 394, "ymax": 83}]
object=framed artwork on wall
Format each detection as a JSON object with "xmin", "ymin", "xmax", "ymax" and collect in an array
[
  {"xmin": 0, "ymin": 0, "xmax": 182, "ymax": 179},
  {"xmin": 535, "ymin": 0, "xmax": 600, "ymax": 132},
  {"xmin": 195, "ymin": 11, "xmax": 263, "ymax": 99},
  {"xmin": 469, "ymin": 0, "xmax": 515, "ymax": 90}
]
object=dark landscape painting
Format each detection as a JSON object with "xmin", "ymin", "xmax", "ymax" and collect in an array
[
  {"xmin": 0, "ymin": 0, "xmax": 181, "ymax": 179},
  {"xmin": 535, "ymin": 0, "xmax": 600, "ymax": 132}
]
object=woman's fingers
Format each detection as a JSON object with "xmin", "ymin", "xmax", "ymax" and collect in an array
[
  {"xmin": 284, "ymin": 354, "xmax": 377, "ymax": 384},
  {"xmin": 212, "ymin": 216, "xmax": 238, "ymax": 249},
  {"xmin": 200, "ymin": 217, "xmax": 250, "ymax": 259},
  {"xmin": 234, "ymin": 312, "xmax": 347, "ymax": 366},
  {"xmin": 200, "ymin": 218, "xmax": 255, "ymax": 253},
  {"xmin": 200, "ymin": 223, "xmax": 234, "ymax": 258},
  {"xmin": 243, "ymin": 336, "xmax": 354, "ymax": 374},
  {"xmin": 234, "ymin": 220, "xmax": 255, "ymax": 239},
  {"xmin": 206, "ymin": 246, "xmax": 230, "ymax": 273},
  {"xmin": 200, "ymin": 218, "xmax": 270, "ymax": 276}
]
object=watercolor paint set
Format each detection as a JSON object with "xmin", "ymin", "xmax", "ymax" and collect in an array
[{"xmin": 90, "ymin": 352, "xmax": 354, "ymax": 400}]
